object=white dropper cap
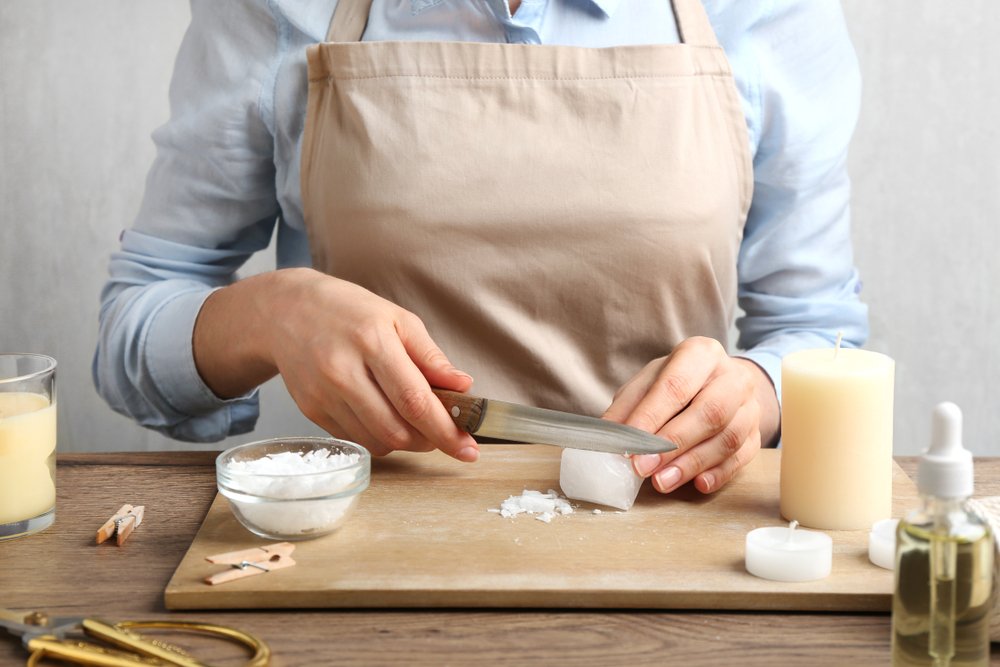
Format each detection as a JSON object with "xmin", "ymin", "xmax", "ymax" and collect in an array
[{"xmin": 917, "ymin": 402, "xmax": 974, "ymax": 499}]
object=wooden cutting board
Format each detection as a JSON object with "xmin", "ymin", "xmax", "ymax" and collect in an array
[{"xmin": 164, "ymin": 447, "xmax": 917, "ymax": 611}]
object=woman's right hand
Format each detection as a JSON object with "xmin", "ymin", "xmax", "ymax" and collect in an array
[{"xmin": 193, "ymin": 268, "xmax": 479, "ymax": 462}]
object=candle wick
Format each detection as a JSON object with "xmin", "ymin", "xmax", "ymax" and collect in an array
[
  {"xmin": 833, "ymin": 331, "xmax": 843, "ymax": 360},
  {"xmin": 786, "ymin": 520, "xmax": 799, "ymax": 543}
]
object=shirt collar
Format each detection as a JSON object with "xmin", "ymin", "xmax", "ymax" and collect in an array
[{"xmin": 587, "ymin": 0, "xmax": 625, "ymax": 18}]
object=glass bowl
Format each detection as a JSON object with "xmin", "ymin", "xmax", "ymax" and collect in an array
[{"xmin": 216, "ymin": 437, "xmax": 370, "ymax": 541}]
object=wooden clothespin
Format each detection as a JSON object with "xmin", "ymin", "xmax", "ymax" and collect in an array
[
  {"xmin": 95, "ymin": 504, "xmax": 145, "ymax": 546},
  {"xmin": 204, "ymin": 542, "xmax": 297, "ymax": 586}
]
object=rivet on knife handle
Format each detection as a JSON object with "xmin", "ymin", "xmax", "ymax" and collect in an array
[{"xmin": 433, "ymin": 389, "xmax": 486, "ymax": 433}]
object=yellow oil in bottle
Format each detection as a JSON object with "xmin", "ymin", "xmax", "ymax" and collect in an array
[{"xmin": 891, "ymin": 504, "xmax": 994, "ymax": 666}]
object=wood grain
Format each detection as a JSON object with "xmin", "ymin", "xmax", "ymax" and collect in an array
[
  {"xmin": 2, "ymin": 452, "xmax": 998, "ymax": 666},
  {"xmin": 431, "ymin": 388, "xmax": 486, "ymax": 433},
  {"xmin": 165, "ymin": 448, "xmax": 917, "ymax": 612}
]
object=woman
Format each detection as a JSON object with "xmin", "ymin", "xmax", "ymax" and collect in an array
[{"xmin": 94, "ymin": 0, "xmax": 867, "ymax": 496}]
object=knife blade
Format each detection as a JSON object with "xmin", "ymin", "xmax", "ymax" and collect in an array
[{"xmin": 432, "ymin": 389, "xmax": 677, "ymax": 456}]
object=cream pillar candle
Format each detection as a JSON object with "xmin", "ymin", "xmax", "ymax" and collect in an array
[
  {"xmin": 0, "ymin": 393, "xmax": 57, "ymax": 527},
  {"xmin": 780, "ymin": 347, "xmax": 894, "ymax": 530}
]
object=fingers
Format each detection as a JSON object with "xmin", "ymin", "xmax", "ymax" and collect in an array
[
  {"xmin": 338, "ymin": 372, "xmax": 442, "ymax": 456},
  {"xmin": 321, "ymin": 399, "xmax": 392, "ymax": 457},
  {"xmin": 612, "ymin": 338, "xmax": 763, "ymax": 495},
  {"xmin": 363, "ymin": 323, "xmax": 479, "ymax": 462},
  {"xmin": 601, "ymin": 359, "xmax": 660, "ymax": 424},
  {"xmin": 286, "ymin": 372, "xmax": 396, "ymax": 457},
  {"xmin": 299, "ymin": 380, "xmax": 442, "ymax": 457},
  {"xmin": 652, "ymin": 358, "xmax": 753, "ymax": 454},
  {"xmin": 603, "ymin": 338, "xmax": 724, "ymax": 434},
  {"xmin": 647, "ymin": 400, "xmax": 759, "ymax": 495},
  {"xmin": 625, "ymin": 338, "xmax": 725, "ymax": 433},
  {"xmin": 694, "ymin": 429, "xmax": 761, "ymax": 494},
  {"xmin": 397, "ymin": 313, "xmax": 474, "ymax": 393},
  {"xmin": 270, "ymin": 274, "xmax": 477, "ymax": 461}
]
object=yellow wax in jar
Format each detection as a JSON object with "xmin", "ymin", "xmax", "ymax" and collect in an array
[
  {"xmin": 780, "ymin": 348, "xmax": 894, "ymax": 531},
  {"xmin": 0, "ymin": 392, "xmax": 57, "ymax": 525}
]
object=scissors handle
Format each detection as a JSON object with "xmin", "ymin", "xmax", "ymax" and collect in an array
[
  {"xmin": 83, "ymin": 619, "xmax": 206, "ymax": 667},
  {"xmin": 25, "ymin": 619, "xmax": 269, "ymax": 667},
  {"xmin": 115, "ymin": 621, "xmax": 270, "ymax": 667},
  {"xmin": 26, "ymin": 634, "xmax": 159, "ymax": 667}
]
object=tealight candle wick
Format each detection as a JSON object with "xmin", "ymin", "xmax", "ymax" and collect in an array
[
  {"xmin": 833, "ymin": 331, "xmax": 843, "ymax": 360},
  {"xmin": 786, "ymin": 520, "xmax": 799, "ymax": 543}
]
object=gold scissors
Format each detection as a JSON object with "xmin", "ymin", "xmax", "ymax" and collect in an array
[{"xmin": 0, "ymin": 608, "xmax": 270, "ymax": 667}]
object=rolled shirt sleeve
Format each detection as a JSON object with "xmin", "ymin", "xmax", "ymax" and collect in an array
[
  {"xmin": 723, "ymin": 0, "xmax": 870, "ymax": 401},
  {"xmin": 93, "ymin": 0, "xmax": 281, "ymax": 441}
]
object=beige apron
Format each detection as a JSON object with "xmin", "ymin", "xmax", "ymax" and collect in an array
[{"xmin": 301, "ymin": 0, "xmax": 752, "ymax": 417}]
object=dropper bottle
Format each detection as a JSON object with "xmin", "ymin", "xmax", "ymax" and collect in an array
[{"xmin": 891, "ymin": 402, "xmax": 995, "ymax": 666}]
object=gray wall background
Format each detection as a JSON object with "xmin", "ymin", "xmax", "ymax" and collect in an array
[{"xmin": 1, "ymin": 2, "xmax": 997, "ymax": 456}]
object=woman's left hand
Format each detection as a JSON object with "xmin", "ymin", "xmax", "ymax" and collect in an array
[{"xmin": 603, "ymin": 337, "xmax": 780, "ymax": 495}]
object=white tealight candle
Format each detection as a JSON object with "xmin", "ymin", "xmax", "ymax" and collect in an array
[
  {"xmin": 745, "ymin": 521, "xmax": 832, "ymax": 582},
  {"xmin": 868, "ymin": 518, "xmax": 899, "ymax": 570}
]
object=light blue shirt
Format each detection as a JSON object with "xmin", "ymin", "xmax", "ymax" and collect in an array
[{"xmin": 94, "ymin": 0, "xmax": 868, "ymax": 442}]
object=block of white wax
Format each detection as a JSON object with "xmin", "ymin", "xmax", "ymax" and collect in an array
[{"xmin": 559, "ymin": 448, "xmax": 643, "ymax": 511}]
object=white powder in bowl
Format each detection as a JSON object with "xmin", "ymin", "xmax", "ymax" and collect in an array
[
  {"xmin": 222, "ymin": 449, "xmax": 364, "ymax": 538},
  {"xmin": 226, "ymin": 449, "xmax": 360, "ymax": 497}
]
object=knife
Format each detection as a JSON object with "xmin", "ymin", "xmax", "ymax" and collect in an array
[{"xmin": 432, "ymin": 389, "xmax": 677, "ymax": 456}]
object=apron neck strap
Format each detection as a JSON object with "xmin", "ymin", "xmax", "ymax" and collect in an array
[
  {"xmin": 325, "ymin": 0, "xmax": 720, "ymax": 48},
  {"xmin": 671, "ymin": 0, "xmax": 720, "ymax": 48},
  {"xmin": 326, "ymin": 0, "xmax": 374, "ymax": 43}
]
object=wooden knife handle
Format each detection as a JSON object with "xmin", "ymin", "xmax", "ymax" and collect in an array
[{"xmin": 432, "ymin": 389, "xmax": 486, "ymax": 433}]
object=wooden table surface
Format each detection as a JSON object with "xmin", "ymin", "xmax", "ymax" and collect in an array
[{"xmin": 2, "ymin": 452, "xmax": 999, "ymax": 666}]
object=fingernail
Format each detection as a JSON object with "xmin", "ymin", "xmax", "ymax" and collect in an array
[
  {"xmin": 653, "ymin": 466, "xmax": 682, "ymax": 493},
  {"xmin": 699, "ymin": 472, "xmax": 715, "ymax": 493},
  {"xmin": 457, "ymin": 446, "xmax": 479, "ymax": 463},
  {"xmin": 633, "ymin": 454, "xmax": 661, "ymax": 477}
]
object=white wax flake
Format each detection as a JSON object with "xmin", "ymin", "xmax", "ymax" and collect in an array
[
  {"xmin": 491, "ymin": 489, "xmax": 574, "ymax": 523},
  {"xmin": 223, "ymin": 449, "xmax": 362, "ymax": 536},
  {"xmin": 519, "ymin": 495, "xmax": 556, "ymax": 513},
  {"xmin": 592, "ymin": 509, "xmax": 602, "ymax": 515}
]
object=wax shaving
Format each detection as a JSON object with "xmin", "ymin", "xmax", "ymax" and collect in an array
[{"xmin": 492, "ymin": 489, "xmax": 574, "ymax": 521}]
